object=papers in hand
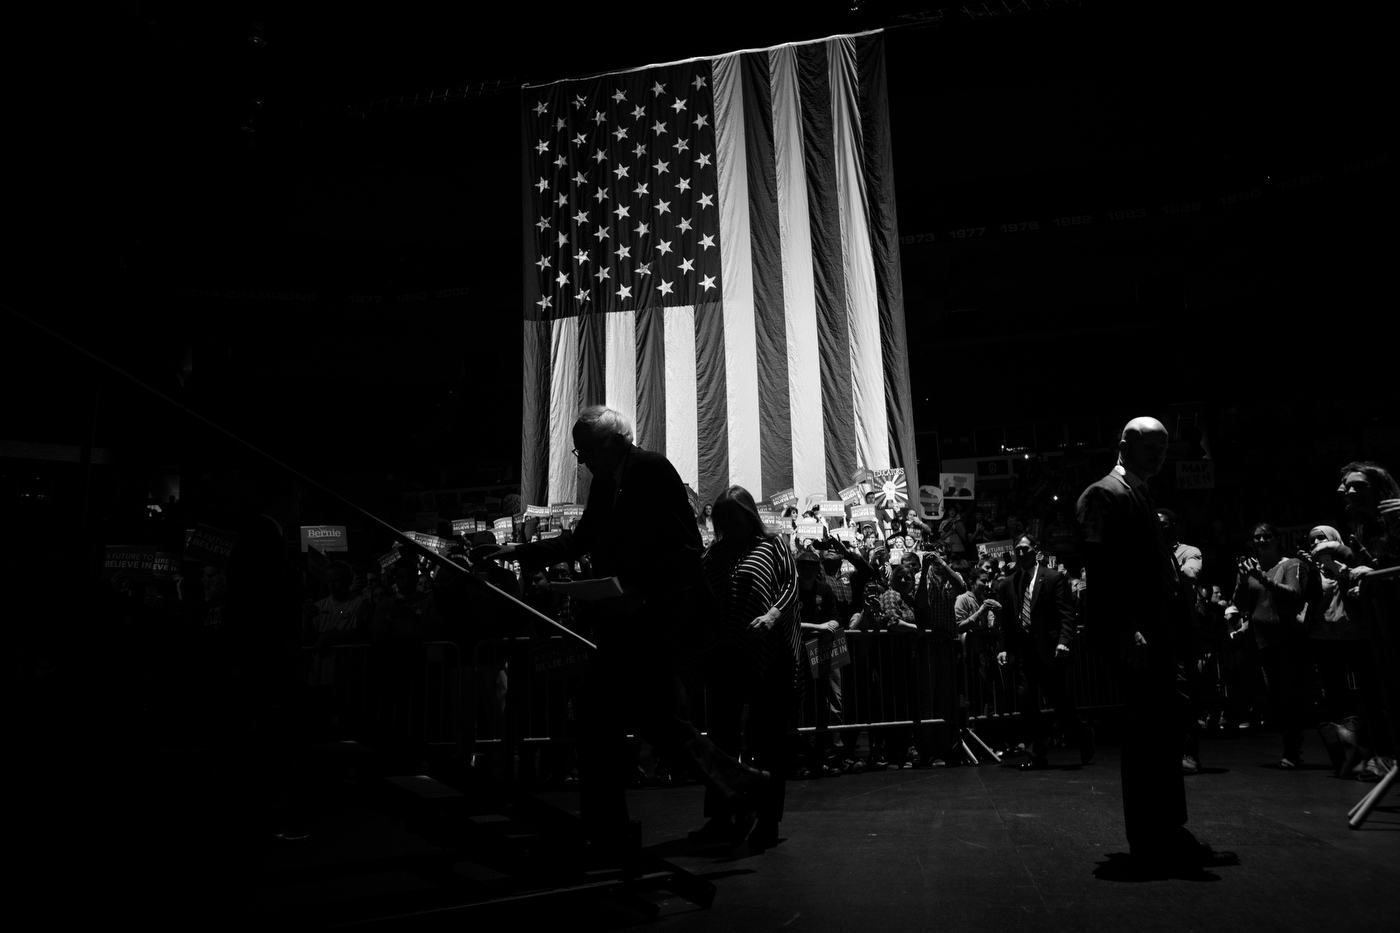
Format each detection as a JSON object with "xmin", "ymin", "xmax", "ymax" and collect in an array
[{"xmin": 548, "ymin": 576, "xmax": 626, "ymax": 602}]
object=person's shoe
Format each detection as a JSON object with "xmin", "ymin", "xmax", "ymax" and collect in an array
[
  {"xmin": 1018, "ymin": 757, "xmax": 1050, "ymax": 771},
  {"xmin": 792, "ymin": 766, "xmax": 813, "ymax": 779},
  {"xmin": 1182, "ymin": 754, "xmax": 1199, "ymax": 774},
  {"xmin": 843, "ymin": 757, "xmax": 867, "ymax": 774},
  {"xmin": 729, "ymin": 768, "xmax": 770, "ymax": 846},
  {"xmin": 1279, "ymin": 755, "xmax": 1300, "ymax": 769},
  {"xmin": 868, "ymin": 754, "xmax": 891, "ymax": 770},
  {"xmin": 687, "ymin": 816, "xmax": 733, "ymax": 844},
  {"xmin": 1194, "ymin": 845, "xmax": 1240, "ymax": 868},
  {"xmin": 1080, "ymin": 726, "xmax": 1097, "ymax": 765},
  {"xmin": 905, "ymin": 746, "xmax": 922, "ymax": 768},
  {"xmin": 747, "ymin": 819, "xmax": 781, "ymax": 849}
]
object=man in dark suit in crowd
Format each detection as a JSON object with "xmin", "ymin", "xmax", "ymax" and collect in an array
[
  {"xmin": 1076, "ymin": 416, "xmax": 1239, "ymax": 873},
  {"xmin": 497, "ymin": 405, "xmax": 768, "ymax": 849},
  {"xmin": 995, "ymin": 535, "xmax": 1094, "ymax": 769}
]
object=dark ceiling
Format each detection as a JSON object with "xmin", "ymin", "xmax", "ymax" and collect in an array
[{"xmin": 2, "ymin": 2, "xmax": 1390, "ymax": 493}]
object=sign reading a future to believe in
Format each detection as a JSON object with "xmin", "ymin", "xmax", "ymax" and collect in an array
[
  {"xmin": 300, "ymin": 525, "xmax": 348, "ymax": 553},
  {"xmin": 185, "ymin": 524, "xmax": 239, "ymax": 566},
  {"xmin": 1177, "ymin": 460, "xmax": 1216, "ymax": 490}
]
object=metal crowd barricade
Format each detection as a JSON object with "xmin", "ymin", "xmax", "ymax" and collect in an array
[
  {"xmin": 466, "ymin": 631, "xmax": 1126, "ymax": 752},
  {"xmin": 302, "ymin": 641, "xmax": 464, "ymax": 754}
]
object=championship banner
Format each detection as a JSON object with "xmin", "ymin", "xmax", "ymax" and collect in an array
[
  {"xmin": 103, "ymin": 545, "xmax": 155, "ymax": 581},
  {"xmin": 184, "ymin": 524, "xmax": 238, "ymax": 567},
  {"xmin": 299, "ymin": 524, "xmax": 348, "ymax": 553}
]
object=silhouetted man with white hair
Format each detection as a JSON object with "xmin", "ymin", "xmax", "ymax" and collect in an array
[
  {"xmin": 498, "ymin": 405, "xmax": 768, "ymax": 851},
  {"xmin": 1076, "ymin": 416, "xmax": 1239, "ymax": 874}
]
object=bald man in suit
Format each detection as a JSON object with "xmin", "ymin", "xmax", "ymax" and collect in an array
[{"xmin": 1076, "ymin": 417, "xmax": 1238, "ymax": 874}]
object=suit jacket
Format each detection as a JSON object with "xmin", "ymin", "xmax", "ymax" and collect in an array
[
  {"xmin": 516, "ymin": 445, "xmax": 708, "ymax": 619},
  {"xmin": 1075, "ymin": 469, "xmax": 1184, "ymax": 641},
  {"xmin": 995, "ymin": 564, "xmax": 1076, "ymax": 664}
]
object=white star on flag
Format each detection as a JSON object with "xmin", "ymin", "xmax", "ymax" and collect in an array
[
  {"xmin": 655, "ymin": 200, "xmax": 671, "ymax": 215},
  {"xmin": 535, "ymin": 255, "xmax": 551, "ymax": 269},
  {"xmin": 654, "ymin": 159, "xmax": 670, "ymax": 174},
  {"xmin": 573, "ymin": 171, "xmax": 587, "ymax": 185},
  {"xmin": 698, "ymin": 192, "xmax": 714, "ymax": 208},
  {"xmin": 695, "ymin": 152, "xmax": 712, "ymax": 168},
  {"xmin": 634, "ymin": 221, "xmax": 650, "ymax": 237},
  {"xmin": 573, "ymin": 209, "xmax": 589, "ymax": 224},
  {"xmin": 699, "ymin": 233, "xmax": 715, "ymax": 250},
  {"xmin": 613, "ymin": 165, "xmax": 629, "ymax": 178},
  {"xmin": 576, "ymin": 288, "xmax": 590, "ymax": 301},
  {"xmin": 652, "ymin": 120, "xmax": 668, "ymax": 136},
  {"xmin": 555, "ymin": 117, "xmax": 566, "ymax": 130},
  {"xmin": 632, "ymin": 105, "xmax": 646, "ymax": 120},
  {"xmin": 593, "ymin": 187, "xmax": 609, "ymax": 202},
  {"xmin": 593, "ymin": 226, "xmax": 610, "ymax": 240},
  {"xmin": 656, "ymin": 240, "xmax": 673, "ymax": 255},
  {"xmin": 592, "ymin": 148, "xmax": 608, "ymax": 163},
  {"xmin": 632, "ymin": 143, "xmax": 647, "ymax": 158},
  {"xmin": 555, "ymin": 193, "xmax": 568, "ymax": 206},
  {"xmin": 536, "ymin": 216, "xmax": 551, "ymax": 231},
  {"xmin": 673, "ymin": 138, "xmax": 689, "ymax": 153},
  {"xmin": 573, "ymin": 95, "xmax": 586, "ymax": 109},
  {"xmin": 593, "ymin": 110, "xmax": 607, "ymax": 125},
  {"xmin": 553, "ymin": 155, "xmax": 567, "ymax": 168},
  {"xmin": 633, "ymin": 182, "xmax": 649, "ymax": 197},
  {"xmin": 572, "ymin": 133, "xmax": 586, "ymax": 146},
  {"xmin": 613, "ymin": 127, "xmax": 628, "ymax": 141},
  {"xmin": 574, "ymin": 250, "xmax": 590, "ymax": 265},
  {"xmin": 556, "ymin": 271, "xmax": 570, "ymax": 287},
  {"xmin": 677, "ymin": 178, "xmax": 691, "ymax": 192},
  {"xmin": 535, "ymin": 177, "xmax": 549, "ymax": 192},
  {"xmin": 692, "ymin": 75, "xmax": 707, "ymax": 89},
  {"xmin": 614, "ymin": 205, "xmax": 630, "ymax": 218},
  {"xmin": 652, "ymin": 81, "xmax": 666, "ymax": 96},
  {"xmin": 678, "ymin": 217, "xmax": 692, "ymax": 232},
  {"xmin": 693, "ymin": 114, "xmax": 709, "ymax": 128},
  {"xmin": 535, "ymin": 140, "xmax": 549, "ymax": 154},
  {"xmin": 679, "ymin": 257, "xmax": 695, "ymax": 273},
  {"xmin": 615, "ymin": 245, "xmax": 631, "ymax": 259},
  {"xmin": 613, "ymin": 89, "xmax": 627, "ymax": 102},
  {"xmin": 670, "ymin": 98, "xmax": 687, "ymax": 113},
  {"xmin": 534, "ymin": 101, "xmax": 547, "ymax": 115},
  {"xmin": 537, "ymin": 295, "xmax": 552, "ymax": 308},
  {"xmin": 617, "ymin": 284, "xmax": 632, "ymax": 299},
  {"xmin": 556, "ymin": 231, "xmax": 569, "ymax": 248},
  {"xmin": 595, "ymin": 266, "xmax": 611, "ymax": 280},
  {"xmin": 657, "ymin": 280, "xmax": 674, "ymax": 296},
  {"xmin": 637, "ymin": 261, "xmax": 652, "ymax": 276},
  {"xmin": 699, "ymin": 274, "xmax": 716, "ymax": 291}
]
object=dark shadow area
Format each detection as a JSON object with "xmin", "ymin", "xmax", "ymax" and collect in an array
[{"xmin": 1092, "ymin": 853, "xmax": 1223, "ymax": 884}]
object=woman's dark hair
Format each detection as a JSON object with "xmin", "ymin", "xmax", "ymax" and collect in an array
[
  {"xmin": 1252, "ymin": 522, "xmax": 1280, "ymax": 542},
  {"xmin": 711, "ymin": 486, "xmax": 771, "ymax": 546},
  {"xmin": 1340, "ymin": 461, "xmax": 1400, "ymax": 503}
]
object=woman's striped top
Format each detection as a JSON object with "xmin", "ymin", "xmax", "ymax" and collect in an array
[{"xmin": 703, "ymin": 535, "xmax": 802, "ymax": 689}]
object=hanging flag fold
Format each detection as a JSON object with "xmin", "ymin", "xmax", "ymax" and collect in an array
[{"xmin": 520, "ymin": 30, "xmax": 918, "ymax": 509}]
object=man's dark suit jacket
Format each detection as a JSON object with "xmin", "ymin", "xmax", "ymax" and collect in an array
[
  {"xmin": 994, "ymin": 564, "xmax": 1076, "ymax": 665},
  {"xmin": 516, "ymin": 445, "xmax": 707, "ymax": 618},
  {"xmin": 1075, "ymin": 470, "xmax": 1182, "ymax": 642}
]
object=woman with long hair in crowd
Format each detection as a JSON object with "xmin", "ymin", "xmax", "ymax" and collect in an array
[
  {"xmin": 693, "ymin": 486, "xmax": 802, "ymax": 848},
  {"xmin": 1311, "ymin": 461, "xmax": 1400, "ymax": 777},
  {"xmin": 1226, "ymin": 522, "xmax": 1310, "ymax": 768}
]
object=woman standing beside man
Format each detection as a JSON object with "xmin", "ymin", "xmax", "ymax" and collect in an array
[{"xmin": 693, "ymin": 486, "xmax": 803, "ymax": 849}]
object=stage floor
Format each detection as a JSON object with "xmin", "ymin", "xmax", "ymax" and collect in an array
[
  {"xmin": 553, "ymin": 732, "xmax": 1396, "ymax": 932},
  {"xmin": 9, "ymin": 732, "xmax": 1395, "ymax": 930}
]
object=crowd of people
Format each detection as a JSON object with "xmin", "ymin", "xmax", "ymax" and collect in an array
[{"xmin": 63, "ymin": 418, "xmax": 1399, "ymax": 849}]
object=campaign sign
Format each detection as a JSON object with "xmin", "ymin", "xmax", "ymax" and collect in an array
[
  {"xmin": 838, "ymin": 483, "xmax": 865, "ymax": 506},
  {"xmin": 805, "ymin": 632, "xmax": 851, "ymax": 677},
  {"xmin": 532, "ymin": 639, "xmax": 589, "ymax": 677},
  {"xmin": 849, "ymin": 504, "xmax": 877, "ymax": 524},
  {"xmin": 818, "ymin": 501, "xmax": 846, "ymax": 518},
  {"xmin": 451, "ymin": 518, "xmax": 477, "ymax": 537},
  {"xmin": 103, "ymin": 544, "xmax": 155, "ymax": 581},
  {"xmin": 299, "ymin": 525, "xmax": 348, "ymax": 553},
  {"xmin": 830, "ymin": 527, "xmax": 856, "ymax": 543},
  {"xmin": 560, "ymin": 505, "xmax": 585, "ymax": 529},
  {"xmin": 1177, "ymin": 460, "xmax": 1216, "ymax": 490},
  {"xmin": 185, "ymin": 524, "xmax": 238, "ymax": 567},
  {"xmin": 769, "ymin": 488, "xmax": 798, "ymax": 509},
  {"xmin": 795, "ymin": 521, "xmax": 825, "ymax": 541},
  {"xmin": 377, "ymin": 548, "xmax": 400, "ymax": 572},
  {"xmin": 417, "ymin": 533, "xmax": 451, "ymax": 556},
  {"xmin": 540, "ymin": 529, "xmax": 562, "ymax": 539},
  {"xmin": 306, "ymin": 545, "xmax": 329, "ymax": 583},
  {"xmin": 850, "ymin": 466, "xmax": 873, "ymax": 484},
  {"xmin": 525, "ymin": 505, "xmax": 551, "ymax": 518},
  {"xmin": 761, "ymin": 513, "xmax": 791, "ymax": 534},
  {"xmin": 152, "ymin": 551, "xmax": 180, "ymax": 581},
  {"xmin": 976, "ymin": 539, "xmax": 1015, "ymax": 559},
  {"xmin": 918, "ymin": 484, "xmax": 944, "ymax": 520},
  {"xmin": 940, "ymin": 472, "xmax": 976, "ymax": 499}
]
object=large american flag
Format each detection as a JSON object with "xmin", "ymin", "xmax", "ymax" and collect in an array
[{"xmin": 521, "ymin": 30, "xmax": 918, "ymax": 509}]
